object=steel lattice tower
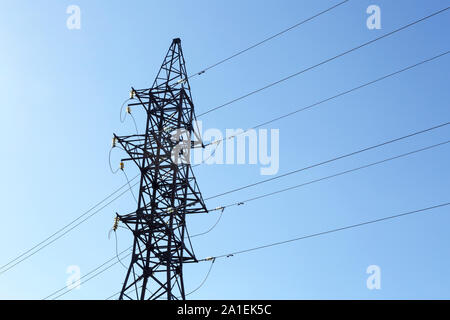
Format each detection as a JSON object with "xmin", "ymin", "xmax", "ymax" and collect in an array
[{"xmin": 115, "ymin": 38, "xmax": 208, "ymax": 300}]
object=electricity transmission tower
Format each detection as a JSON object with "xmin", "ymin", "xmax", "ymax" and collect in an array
[{"xmin": 114, "ymin": 38, "xmax": 208, "ymax": 300}]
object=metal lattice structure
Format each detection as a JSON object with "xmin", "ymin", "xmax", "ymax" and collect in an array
[{"xmin": 114, "ymin": 38, "xmax": 208, "ymax": 300}]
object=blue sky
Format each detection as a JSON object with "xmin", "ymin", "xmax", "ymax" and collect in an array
[{"xmin": 0, "ymin": 0, "xmax": 449, "ymax": 299}]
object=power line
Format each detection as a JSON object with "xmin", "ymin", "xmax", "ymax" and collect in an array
[
  {"xmin": 0, "ymin": 174, "xmax": 139, "ymax": 272},
  {"xmin": 6, "ymin": 124, "xmax": 447, "ymax": 276},
  {"xmin": 0, "ymin": 180, "xmax": 139, "ymax": 276},
  {"xmin": 49, "ymin": 247, "xmax": 214, "ymax": 300},
  {"xmin": 5, "ymin": 32, "xmax": 448, "ymax": 284},
  {"xmin": 187, "ymin": 0, "xmax": 350, "ymax": 80},
  {"xmin": 129, "ymin": 113, "xmax": 140, "ymax": 135},
  {"xmin": 4, "ymin": 121, "xmax": 447, "ymax": 276},
  {"xmin": 105, "ymin": 259, "xmax": 216, "ymax": 300},
  {"xmin": 200, "ymin": 202, "xmax": 449, "ymax": 261},
  {"xmin": 14, "ymin": 4, "xmax": 447, "ymax": 299},
  {"xmin": 204, "ymin": 122, "xmax": 449, "ymax": 201},
  {"xmin": 108, "ymin": 147, "xmax": 121, "ymax": 174},
  {"xmin": 113, "ymin": 232, "xmax": 129, "ymax": 270},
  {"xmin": 0, "ymin": 139, "xmax": 140, "ymax": 275},
  {"xmin": 43, "ymin": 246, "xmax": 132, "ymax": 300},
  {"xmin": 119, "ymin": 98, "xmax": 134, "ymax": 123},
  {"xmin": 50, "ymin": 251, "xmax": 133, "ymax": 300},
  {"xmin": 104, "ymin": 201, "xmax": 449, "ymax": 297},
  {"xmin": 75, "ymin": 198, "xmax": 450, "ymax": 299},
  {"xmin": 116, "ymin": 38, "xmax": 211, "ymax": 300},
  {"xmin": 201, "ymin": 50, "xmax": 449, "ymax": 148},
  {"xmin": 122, "ymin": 169, "xmax": 138, "ymax": 204},
  {"xmin": 110, "ymin": 126, "xmax": 448, "ymax": 245},
  {"xmin": 184, "ymin": 259, "xmax": 215, "ymax": 297},
  {"xmin": 219, "ymin": 140, "xmax": 449, "ymax": 209},
  {"xmin": 190, "ymin": 208, "xmax": 225, "ymax": 238},
  {"xmin": 106, "ymin": 290, "xmax": 121, "ymax": 300},
  {"xmin": 56, "ymin": 140, "xmax": 448, "ymax": 299},
  {"xmin": 0, "ymin": 142, "xmax": 141, "ymax": 275},
  {"xmin": 197, "ymin": 7, "xmax": 450, "ymax": 117}
]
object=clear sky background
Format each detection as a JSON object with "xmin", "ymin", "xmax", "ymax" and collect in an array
[{"xmin": 0, "ymin": 0, "xmax": 449, "ymax": 299}]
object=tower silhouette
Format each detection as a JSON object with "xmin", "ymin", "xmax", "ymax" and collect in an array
[{"xmin": 115, "ymin": 38, "xmax": 207, "ymax": 300}]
